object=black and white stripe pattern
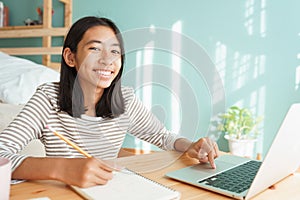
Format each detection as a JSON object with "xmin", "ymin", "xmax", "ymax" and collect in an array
[{"xmin": 0, "ymin": 82, "xmax": 181, "ymax": 171}]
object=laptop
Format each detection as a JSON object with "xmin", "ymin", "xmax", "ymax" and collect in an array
[{"xmin": 166, "ymin": 103, "xmax": 300, "ymax": 200}]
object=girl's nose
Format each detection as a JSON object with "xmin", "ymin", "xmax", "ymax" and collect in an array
[{"xmin": 99, "ymin": 50, "xmax": 112, "ymax": 66}]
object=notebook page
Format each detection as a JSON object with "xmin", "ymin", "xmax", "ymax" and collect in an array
[{"xmin": 71, "ymin": 169, "xmax": 180, "ymax": 200}]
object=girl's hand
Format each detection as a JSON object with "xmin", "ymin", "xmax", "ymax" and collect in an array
[
  {"xmin": 186, "ymin": 137, "xmax": 219, "ymax": 169},
  {"xmin": 56, "ymin": 157, "xmax": 115, "ymax": 188}
]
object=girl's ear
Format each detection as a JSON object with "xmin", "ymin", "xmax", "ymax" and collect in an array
[{"xmin": 63, "ymin": 48, "xmax": 76, "ymax": 67}]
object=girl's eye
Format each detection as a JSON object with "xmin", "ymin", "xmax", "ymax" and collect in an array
[
  {"xmin": 89, "ymin": 47, "xmax": 101, "ymax": 51},
  {"xmin": 111, "ymin": 49, "xmax": 121, "ymax": 55}
]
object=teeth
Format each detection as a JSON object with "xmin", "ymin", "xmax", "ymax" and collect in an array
[{"xmin": 95, "ymin": 70, "xmax": 112, "ymax": 76}]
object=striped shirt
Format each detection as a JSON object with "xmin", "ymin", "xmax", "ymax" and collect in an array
[{"xmin": 0, "ymin": 82, "xmax": 181, "ymax": 171}]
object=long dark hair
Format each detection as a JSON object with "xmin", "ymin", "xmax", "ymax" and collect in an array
[{"xmin": 58, "ymin": 16, "xmax": 125, "ymax": 118}]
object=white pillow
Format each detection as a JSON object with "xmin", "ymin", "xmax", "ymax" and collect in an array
[{"xmin": 0, "ymin": 52, "xmax": 60, "ymax": 104}]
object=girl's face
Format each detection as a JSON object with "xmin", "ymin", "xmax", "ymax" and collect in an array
[{"xmin": 73, "ymin": 25, "xmax": 122, "ymax": 92}]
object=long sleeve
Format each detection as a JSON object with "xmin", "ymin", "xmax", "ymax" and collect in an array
[
  {"xmin": 125, "ymin": 88, "xmax": 183, "ymax": 150},
  {"xmin": 0, "ymin": 84, "xmax": 184, "ymax": 172},
  {"xmin": 0, "ymin": 87, "xmax": 52, "ymax": 171}
]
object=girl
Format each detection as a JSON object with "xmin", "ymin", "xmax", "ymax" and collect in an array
[{"xmin": 0, "ymin": 16, "xmax": 218, "ymax": 188}]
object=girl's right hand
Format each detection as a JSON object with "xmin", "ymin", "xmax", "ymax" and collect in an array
[{"xmin": 55, "ymin": 157, "xmax": 115, "ymax": 188}]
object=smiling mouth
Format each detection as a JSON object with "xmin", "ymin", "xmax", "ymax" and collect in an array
[{"xmin": 93, "ymin": 69, "xmax": 113, "ymax": 78}]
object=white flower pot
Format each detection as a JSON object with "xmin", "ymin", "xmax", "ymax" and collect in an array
[{"xmin": 224, "ymin": 135, "xmax": 257, "ymax": 158}]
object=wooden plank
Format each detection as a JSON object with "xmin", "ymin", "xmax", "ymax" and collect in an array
[
  {"xmin": 59, "ymin": 0, "xmax": 70, "ymax": 5},
  {"xmin": 0, "ymin": 47, "xmax": 62, "ymax": 55},
  {"xmin": 42, "ymin": 0, "xmax": 52, "ymax": 66},
  {"xmin": 0, "ymin": 25, "xmax": 43, "ymax": 30},
  {"xmin": 43, "ymin": 0, "xmax": 52, "ymax": 28},
  {"xmin": 43, "ymin": 38, "xmax": 52, "ymax": 66},
  {"xmin": 0, "ymin": 27, "xmax": 68, "ymax": 38},
  {"xmin": 64, "ymin": 0, "xmax": 72, "ymax": 27}
]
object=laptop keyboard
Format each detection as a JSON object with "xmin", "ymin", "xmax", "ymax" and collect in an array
[{"xmin": 198, "ymin": 160, "xmax": 262, "ymax": 194}]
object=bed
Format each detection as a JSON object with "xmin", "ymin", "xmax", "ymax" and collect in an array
[{"xmin": 0, "ymin": 0, "xmax": 72, "ymax": 156}]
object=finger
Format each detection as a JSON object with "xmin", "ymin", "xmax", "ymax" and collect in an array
[
  {"xmin": 97, "ymin": 169, "xmax": 113, "ymax": 181},
  {"xmin": 205, "ymin": 138, "xmax": 219, "ymax": 157},
  {"xmin": 198, "ymin": 148, "xmax": 208, "ymax": 159},
  {"xmin": 198, "ymin": 156, "xmax": 209, "ymax": 163},
  {"xmin": 208, "ymin": 141, "xmax": 218, "ymax": 168},
  {"xmin": 208, "ymin": 150, "xmax": 216, "ymax": 169},
  {"xmin": 92, "ymin": 171, "xmax": 113, "ymax": 185},
  {"xmin": 213, "ymin": 142, "xmax": 220, "ymax": 158},
  {"xmin": 198, "ymin": 139, "xmax": 212, "ymax": 159},
  {"xmin": 198, "ymin": 138, "xmax": 218, "ymax": 168},
  {"xmin": 76, "ymin": 169, "xmax": 113, "ymax": 188},
  {"xmin": 95, "ymin": 158, "xmax": 116, "ymax": 172},
  {"xmin": 89, "ymin": 159, "xmax": 114, "ymax": 183}
]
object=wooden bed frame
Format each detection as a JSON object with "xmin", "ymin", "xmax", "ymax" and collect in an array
[{"xmin": 0, "ymin": 0, "xmax": 72, "ymax": 71}]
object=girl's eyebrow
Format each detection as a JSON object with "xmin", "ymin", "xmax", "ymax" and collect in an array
[{"xmin": 85, "ymin": 40, "xmax": 120, "ymax": 47}]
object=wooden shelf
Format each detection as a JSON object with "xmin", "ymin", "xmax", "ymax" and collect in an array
[{"xmin": 0, "ymin": 0, "xmax": 72, "ymax": 69}]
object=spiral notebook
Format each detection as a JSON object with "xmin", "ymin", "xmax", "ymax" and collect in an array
[{"xmin": 71, "ymin": 169, "xmax": 180, "ymax": 200}]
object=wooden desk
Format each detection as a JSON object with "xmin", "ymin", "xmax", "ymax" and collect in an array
[{"xmin": 10, "ymin": 151, "xmax": 300, "ymax": 200}]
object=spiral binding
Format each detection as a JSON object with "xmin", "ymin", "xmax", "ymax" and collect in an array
[{"xmin": 125, "ymin": 168, "xmax": 180, "ymax": 194}]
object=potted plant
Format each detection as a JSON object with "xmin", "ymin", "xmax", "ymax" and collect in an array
[{"xmin": 216, "ymin": 106, "xmax": 263, "ymax": 157}]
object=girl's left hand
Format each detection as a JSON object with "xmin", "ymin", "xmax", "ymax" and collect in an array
[{"xmin": 186, "ymin": 137, "xmax": 219, "ymax": 169}]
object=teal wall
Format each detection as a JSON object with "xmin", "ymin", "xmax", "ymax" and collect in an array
[
  {"xmin": 1, "ymin": 0, "xmax": 300, "ymax": 156},
  {"xmin": 72, "ymin": 0, "xmax": 300, "ymax": 156}
]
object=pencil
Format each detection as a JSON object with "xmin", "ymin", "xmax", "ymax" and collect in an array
[{"xmin": 46, "ymin": 125, "xmax": 92, "ymax": 158}]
